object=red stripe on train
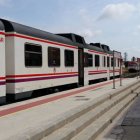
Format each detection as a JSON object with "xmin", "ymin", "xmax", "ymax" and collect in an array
[
  {"xmin": 7, "ymin": 72, "xmax": 78, "ymax": 78},
  {"xmin": 88, "ymin": 50, "xmax": 107, "ymax": 55},
  {"xmin": 0, "ymin": 32, "xmax": 5, "ymax": 35},
  {"xmin": 6, "ymin": 33, "xmax": 77, "ymax": 49},
  {"xmin": 0, "ymin": 77, "xmax": 5, "ymax": 80}
]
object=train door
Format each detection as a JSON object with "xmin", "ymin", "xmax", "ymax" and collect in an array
[
  {"xmin": 0, "ymin": 21, "xmax": 6, "ymax": 104},
  {"xmin": 84, "ymin": 52, "xmax": 89, "ymax": 86},
  {"xmin": 107, "ymin": 56, "xmax": 110, "ymax": 80},
  {"xmin": 78, "ymin": 48, "xmax": 84, "ymax": 86}
]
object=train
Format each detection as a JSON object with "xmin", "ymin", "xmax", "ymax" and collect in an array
[
  {"xmin": 0, "ymin": 19, "xmax": 122, "ymax": 104},
  {"xmin": 127, "ymin": 61, "xmax": 139, "ymax": 72}
]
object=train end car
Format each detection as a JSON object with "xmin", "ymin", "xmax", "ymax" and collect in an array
[
  {"xmin": 0, "ymin": 21, "xmax": 6, "ymax": 104},
  {"xmin": 0, "ymin": 19, "xmax": 79, "ymax": 101},
  {"xmin": 128, "ymin": 61, "xmax": 138, "ymax": 72}
]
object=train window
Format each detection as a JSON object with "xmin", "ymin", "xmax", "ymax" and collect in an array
[
  {"xmin": 107, "ymin": 57, "xmax": 110, "ymax": 67},
  {"xmin": 84, "ymin": 53, "xmax": 93, "ymax": 67},
  {"xmin": 118, "ymin": 58, "xmax": 120, "ymax": 67},
  {"xmin": 88, "ymin": 54, "xmax": 93, "ymax": 67},
  {"xmin": 84, "ymin": 53, "xmax": 89, "ymax": 67},
  {"xmin": 95, "ymin": 55, "xmax": 100, "ymax": 67},
  {"xmin": 25, "ymin": 43, "xmax": 42, "ymax": 67},
  {"xmin": 48, "ymin": 47, "xmax": 60, "ymax": 67},
  {"xmin": 65, "ymin": 50, "xmax": 74, "ymax": 67},
  {"xmin": 104, "ymin": 56, "xmax": 106, "ymax": 67},
  {"xmin": 114, "ymin": 58, "xmax": 116, "ymax": 67},
  {"xmin": 111, "ymin": 58, "xmax": 116, "ymax": 67},
  {"xmin": 111, "ymin": 58, "xmax": 113, "ymax": 67}
]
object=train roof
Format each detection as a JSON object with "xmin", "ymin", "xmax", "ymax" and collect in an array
[
  {"xmin": 128, "ymin": 61, "xmax": 138, "ymax": 64},
  {"xmin": 57, "ymin": 33, "xmax": 86, "ymax": 44},
  {"xmin": 57, "ymin": 33, "xmax": 112, "ymax": 53},
  {"xmin": 57, "ymin": 33, "xmax": 106, "ymax": 53},
  {"xmin": 0, "ymin": 21, "xmax": 4, "ymax": 30},
  {"xmin": 56, "ymin": 33, "xmax": 86, "ymax": 48},
  {"xmin": 86, "ymin": 44, "xmax": 104, "ymax": 52},
  {"xmin": 0, "ymin": 19, "xmax": 75, "ymax": 46},
  {"xmin": 90, "ymin": 43, "xmax": 112, "ymax": 53},
  {"xmin": 101, "ymin": 44, "xmax": 112, "ymax": 53}
]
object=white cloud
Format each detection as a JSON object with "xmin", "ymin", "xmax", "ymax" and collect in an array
[
  {"xmin": 78, "ymin": 8, "xmax": 102, "ymax": 39},
  {"xmin": 99, "ymin": 3, "xmax": 136, "ymax": 20}
]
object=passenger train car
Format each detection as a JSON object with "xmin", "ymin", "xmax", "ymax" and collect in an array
[
  {"xmin": 128, "ymin": 61, "xmax": 139, "ymax": 72},
  {"xmin": 0, "ymin": 19, "xmax": 122, "ymax": 104}
]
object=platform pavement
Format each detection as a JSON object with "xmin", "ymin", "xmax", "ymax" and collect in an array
[
  {"xmin": 0, "ymin": 78, "xmax": 138, "ymax": 140},
  {"xmin": 121, "ymin": 95, "xmax": 140, "ymax": 140},
  {"xmin": 102, "ymin": 90, "xmax": 140, "ymax": 140}
]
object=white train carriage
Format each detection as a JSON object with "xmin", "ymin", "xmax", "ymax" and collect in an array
[
  {"xmin": 0, "ymin": 21, "xmax": 6, "ymax": 104},
  {"xmin": 128, "ymin": 61, "xmax": 138, "ymax": 72},
  {"xmin": 1, "ymin": 19, "xmax": 78, "ymax": 100}
]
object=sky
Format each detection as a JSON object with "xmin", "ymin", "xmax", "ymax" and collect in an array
[{"xmin": 0, "ymin": 0, "xmax": 140, "ymax": 60}]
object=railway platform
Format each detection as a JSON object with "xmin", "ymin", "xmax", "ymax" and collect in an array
[{"xmin": 0, "ymin": 78, "xmax": 140, "ymax": 140}]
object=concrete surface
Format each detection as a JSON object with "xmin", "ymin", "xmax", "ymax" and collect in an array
[
  {"xmin": 122, "ymin": 95, "xmax": 140, "ymax": 140},
  {"xmin": 0, "ymin": 78, "xmax": 138, "ymax": 140},
  {"xmin": 97, "ymin": 85, "xmax": 140, "ymax": 140}
]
